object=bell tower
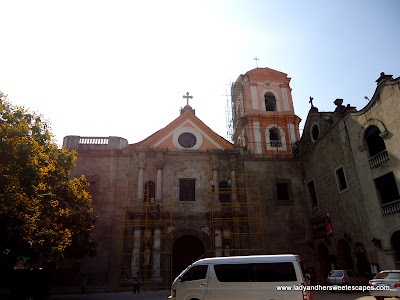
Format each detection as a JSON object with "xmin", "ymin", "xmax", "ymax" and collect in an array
[{"xmin": 231, "ymin": 67, "xmax": 301, "ymax": 155}]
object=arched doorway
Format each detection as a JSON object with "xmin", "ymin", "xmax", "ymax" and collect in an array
[
  {"xmin": 317, "ymin": 244, "xmax": 330, "ymax": 284},
  {"xmin": 391, "ymin": 230, "xmax": 400, "ymax": 268},
  {"xmin": 172, "ymin": 235, "xmax": 205, "ymax": 279},
  {"xmin": 337, "ymin": 239, "xmax": 354, "ymax": 270},
  {"xmin": 354, "ymin": 243, "xmax": 371, "ymax": 278}
]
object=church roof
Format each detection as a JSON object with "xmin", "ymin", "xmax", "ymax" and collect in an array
[
  {"xmin": 234, "ymin": 67, "xmax": 291, "ymax": 85},
  {"xmin": 130, "ymin": 108, "xmax": 237, "ymax": 151},
  {"xmin": 245, "ymin": 67, "xmax": 288, "ymax": 77}
]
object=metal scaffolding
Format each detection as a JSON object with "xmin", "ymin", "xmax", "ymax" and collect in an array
[
  {"xmin": 209, "ymin": 172, "xmax": 266, "ymax": 256},
  {"xmin": 118, "ymin": 188, "xmax": 173, "ymax": 290}
]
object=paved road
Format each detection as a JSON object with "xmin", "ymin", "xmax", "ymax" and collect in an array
[{"xmin": 50, "ymin": 290, "xmax": 377, "ymax": 300}]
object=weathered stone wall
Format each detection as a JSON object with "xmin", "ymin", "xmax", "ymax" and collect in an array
[
  {"xmin": 69, "ymin": 150, "xmax": 122, "ymax": 284},
  {"xmin": 346, "ymin": 79, "xmax": 400, "ymax": 269},
  {"xmin": 243, "ymin": 158, "xmax": 312, "ymax": 267},
  {"xmin": 299, "ymin": 111, "xmax": 374, "ymax": 282}
]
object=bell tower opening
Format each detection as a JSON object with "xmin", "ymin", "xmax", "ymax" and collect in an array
[{"xmin": 265, "ymin": 92, "xmax": 277, "ymax": 111}]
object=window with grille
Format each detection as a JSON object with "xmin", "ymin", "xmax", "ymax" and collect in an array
[
  {"xmin": 307, "ymin": 180, "xmax": 318, "ymax": 207},
  {"xmin": 365, "ymin": 125, "xmax": 386, "ymax": 157},
  {"xmin": 335, "ymin": 167, "xmax": 348, "ymax": 192},
  {"xmin": 179, "ymin": 179, "xmax": 195, "ymax": 201},
  {"xmin": 374, "ymin": 172, "xmax": 400, "ymax": 205}
]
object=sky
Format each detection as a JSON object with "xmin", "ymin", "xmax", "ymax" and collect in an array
[{"xmin": 1, "ymin": 0, "xmax": 399, "ymax": 146}]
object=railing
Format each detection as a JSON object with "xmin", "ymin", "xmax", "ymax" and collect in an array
[
  {"xmin": 369, "ymin": 150, "xmax": 389, "ymax": 169},
  {"xmin": 381, "ymin": 199, "xmax": 400, "ymax": 216},
  {"xmin": 79, "ymin": 137, "xmax": 109, "ymax": 145},
  {"xmin": 270, "ymin": 140, "xmax": 282, "ymax": 147}
]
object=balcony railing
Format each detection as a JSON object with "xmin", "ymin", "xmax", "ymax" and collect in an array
[
  {"xmin": 381, "ymin": 199, "xmax": 400, "ymax": 216},
  {"xmin": 270, "ymin": 140, "xmax": 282, "ymax": 147},
  {"xmin": 79, "ymin": 137, "xmax": 109, "ymax": 145},
  {"xmin": 369, "ymin": 149, "xmax": 389, "ymax": 169}
]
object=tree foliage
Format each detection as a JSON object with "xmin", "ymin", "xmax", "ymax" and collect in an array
[{"xmin": 0, "ymin": 92, "xmax": 97, "ymax": 268}]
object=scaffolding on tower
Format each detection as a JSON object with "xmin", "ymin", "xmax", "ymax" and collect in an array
[
  {"xmin": 117, "ymin": 188, "xmax": 173, "ymax": 291},
  {"xmin": 209, "ymin": 172, "xmax": 266, "ymax": 256}
]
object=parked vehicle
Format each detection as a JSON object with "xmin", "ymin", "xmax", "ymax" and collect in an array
[
  {"xmin": 327, "ymin": 269, "xmax": 369, "ymax": 286},
  {"xmin": 169, "ymin": 254, "xmax": 310, "ymax": 300},
  {"xmin": 369, "ymin": 270, "xmax": 400, "ymax": 300}
]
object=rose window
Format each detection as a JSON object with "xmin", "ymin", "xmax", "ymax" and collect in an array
[{"xmin": 178, "ymin": 132, "xmax": 197, "ymax": 148}]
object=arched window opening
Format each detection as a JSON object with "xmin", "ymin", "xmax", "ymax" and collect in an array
[
  {"xmin": 365, "ymin": 125, "xmax": 386, "ymax": 157},
  {"xmin": 265, "ymin": 93, "xmax": 276, "ymax": 111},
  {"xmin": 391, "ymin": 231, "xmax": 400, "ymax": 268},
  {"xmin": 144, "ymin": 180, "xmax": 156, "ymax": 203},
  {"xmin": 269, "ymin": 128, "xmax": 281, "ymax": 147},
  {"xmin": 311, "ymin": 124, "xmax": 320, "ymax": 141},
  {"xmin": 218, "ymin": 180, "xmax": 231, "ymax": 203}
]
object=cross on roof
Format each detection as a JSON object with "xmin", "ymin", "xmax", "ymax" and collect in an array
[
  {"xmin": 309, "ymin": 96, "xmax": 314, "ymax": 107},
  {"xmin": 183, "ymin": 92, "xmax": 193, "ymax": 106}
]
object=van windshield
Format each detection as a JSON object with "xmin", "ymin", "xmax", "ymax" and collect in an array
[
  {"xmin": 214, "ymin": 262, "xmax": 297, "ymax": 282},
  {"xmin": 181, "ymin": 265, "xmax": 208, "ymax": 282}
]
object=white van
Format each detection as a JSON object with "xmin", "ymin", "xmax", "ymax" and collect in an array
[{"xmin": 169, "ymin": 254, "xmax": 309, "ymax": 300}]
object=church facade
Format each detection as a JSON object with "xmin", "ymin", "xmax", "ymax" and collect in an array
[{"xmin": 61, "ymin": 67, "xmax": 400, "ymax": 288}]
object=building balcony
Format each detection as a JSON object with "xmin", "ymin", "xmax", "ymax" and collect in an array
[
  {"xmin": 381, "ymin": 199, "xmax": 400, "ymax": 216},
  {"xmin": 369, "ymin": 149, "xmax": 389, "ymax": 169}
]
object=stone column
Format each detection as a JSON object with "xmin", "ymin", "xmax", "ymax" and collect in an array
[
  {"xmin": 136, "ymin": 148, "xmax": 148, "ymax": 201},
  {"xmin": 152, "ymin": 227, "xmax": 162, "ymax": 281},
  {"xmin": 230, "ymin": 169, "xmax": 237, "ymax": 203},
  {"xmin": 137, "ymin": 168, "xmax": 144, "ymax": 201},
  {"xmin": 212, "ymin": 162, "xmax": 219, "ymax": 202},
  {"xmin": 209, "ymin": 150, "xmax": 220, "ymax": 205},
  {"xmin": 215, "ymin": 227, "xmax": 222, "ymax": 257},
  {"xmin": 155, "ymin": 149, "xmax": 166, "ymax": 202},
  {"xmin": 227, "ymin": 151, "xmax": 239, "ymax": 204},
  {"xmin": 131, "ymin": 227, "xmax": 141, "ymax": 278}
]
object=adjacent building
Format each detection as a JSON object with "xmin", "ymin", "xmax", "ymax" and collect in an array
[{"xmin": 298, "ymin": 72, "xmax": 400, "ymax": 281}]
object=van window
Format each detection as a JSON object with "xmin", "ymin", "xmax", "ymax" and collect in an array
[
  {"xmin": 329, "ymin": 270, "xmax": 343, "ymax": 277},
  {"xmin": 181, "ymin": 265, "xmax": 208, "ymax": 282},
  {"xmin": 214, "ymin": 263, "xmax": 253, "ymax": 282},
  {"xmin": 214, "ymin": 262, "xmax": 297, "ymax": 282}
]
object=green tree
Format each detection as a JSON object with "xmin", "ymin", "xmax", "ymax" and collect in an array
[{"xmin": 0, "ymin": 92, "xmax": 97, "ymax": 269}]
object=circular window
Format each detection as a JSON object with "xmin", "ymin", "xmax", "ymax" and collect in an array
[
  {"xmin": 311, "ymin": 124, "xmax": 320, "ymax": 141},
  {"xmin": 172, "ymin": 127, "xmax": 203, "ymax": 150},
  {"xmin": 178, "ymin": 132, "xmax": 197, "ymax": 148}
]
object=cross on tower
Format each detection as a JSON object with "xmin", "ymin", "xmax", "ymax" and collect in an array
[
  {"xmin": 253, "ymin": 57, "xmax": 259, "ymax": 68},
  {"xmin": 183, "ymin": 92, "xmax": 193, "ymax": 106}
]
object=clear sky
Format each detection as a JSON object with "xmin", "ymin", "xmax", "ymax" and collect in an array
[{"xmin": 1, "ymin": 0, "xmax": 399, "ymax": 146}]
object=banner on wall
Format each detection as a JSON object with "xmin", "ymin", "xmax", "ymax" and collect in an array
[{"xmin": 311, "ymin": 213, "xmax": 333, "ymax": 238}]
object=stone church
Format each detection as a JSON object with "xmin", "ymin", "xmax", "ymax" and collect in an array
[{"xmin": 61, "ymin": 67, "xmax": 400, "ymax": 288}]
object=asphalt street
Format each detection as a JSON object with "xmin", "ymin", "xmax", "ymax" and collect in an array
[{"xmin": 49, "ymin": 290, "xmax": 378, "ymax": 300}]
